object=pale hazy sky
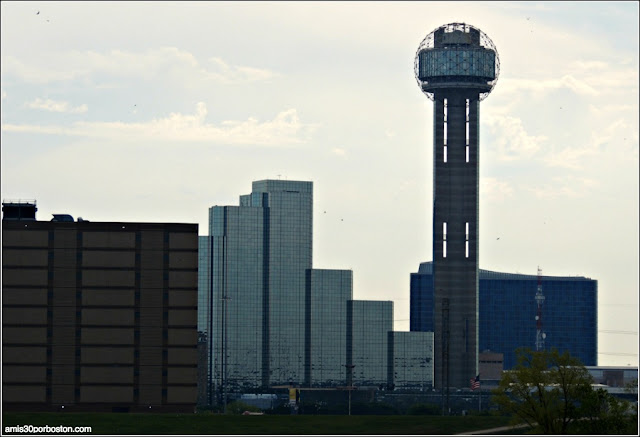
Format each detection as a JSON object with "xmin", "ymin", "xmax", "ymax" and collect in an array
[{"xmin": 2, "ymin": 1, "xmax": 638, "ymax": 366}]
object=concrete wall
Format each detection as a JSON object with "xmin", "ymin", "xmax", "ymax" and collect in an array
[{"xmin": 2, "ymin": 220, "xmax": 198, "ymax": 412}]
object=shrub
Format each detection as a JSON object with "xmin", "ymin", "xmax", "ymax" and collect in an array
[
  {"xmin": 407, "ymin": 403, "xmax": 441, "ymax": 415},
  {"xmin": 225, "ymin": 401, "xmax": 262, "ymax": 415},
  {"xmin": 351, "ymin": 402, "xmax": 399, "ymax": 415}
]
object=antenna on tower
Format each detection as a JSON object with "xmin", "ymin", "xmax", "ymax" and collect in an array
[{"xmin": 535, "ymin": 266, "xmax": 546, "ymax": 351}]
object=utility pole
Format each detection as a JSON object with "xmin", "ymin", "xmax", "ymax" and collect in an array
[
  {"xmin": 344, "ymin": 364, "xmax": 356, "ymax": 416},
  {"xmin": 535, "ymin": 266, "xmax": 546, "ymax": 351},
  {"xmin": 221, "ymin": 295, "xmax": 231, "ymax": 413},
  {"xmin": 441, "ymin": 298, "xmax": 450, "ymax": 415}
]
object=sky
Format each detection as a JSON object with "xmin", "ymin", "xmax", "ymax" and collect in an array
[{"xmin": 1, "ymin": 1, "xmax": 638, "ymax": 367}]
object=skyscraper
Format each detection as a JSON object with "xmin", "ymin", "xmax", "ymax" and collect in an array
[
  {"xmin": 410, "ymin": 262, "xmax": 598, "ymax": 370},
  {"xmin": 209, "ymin": 180, "xmax": 312, "ymax": 394},
  {"xmin": 198, "ymin": 180, "xmax": 434, "ymax": 404},
  {"xmin": 414, "ymin": 23, "xmax": 500, "ymax": 389}
]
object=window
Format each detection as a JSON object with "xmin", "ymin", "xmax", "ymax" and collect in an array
[
  {"xmin": 465, "ymin": 222, "xmax": 469, "ymax": 258},
  {"xmin": 443, "ymin": 99, "xmax": 448, "ymax": 146},
  {"xmin": 443, "ymin": 222, "xmax": 447, "ymax": 258},
  {"xmin": 465, "ymin": 99, "xmax": 470, "ymax": 146}
]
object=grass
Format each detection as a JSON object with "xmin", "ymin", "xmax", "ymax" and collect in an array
[{"xmin": 2, "ymin": 412, "xmax": 518, "ymax": 435}]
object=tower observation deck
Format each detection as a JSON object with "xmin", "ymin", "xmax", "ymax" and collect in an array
[{"xmin": 414, "ymin": 23, "xmax": 500, "ymax": 391}]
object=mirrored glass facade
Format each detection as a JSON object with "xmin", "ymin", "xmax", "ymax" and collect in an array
[
  {"xmin": 348, "ymin": 300, "xmax": 393, "ymax": 386},
  {"xmin": 203, "ymin": 180, "xmax": 313, "ymax": 396},
  {"xmin": 307, "ymin": 269, "xmax": 352, "ymax": 387},
  {"xmin": 197, "ymin": 237, "xmax": 210, "ymax": 335},
  {"xmin": 410, "ymin": 262, "xmax": 598, "ymax": 369},
  {"xmin": 197, "ymin": 180, "xmax": 436, "ymax": 402},
  {"xmin": 256, "ymin": 181, "xmax": 313, "ymax": 386},
  {"xmin": 390, "ymin": 331, "xmax": 434, "ymax": 390},
  {"xmin": 211, "ymin": 205, "xmax": 266, "ymax": 392}
]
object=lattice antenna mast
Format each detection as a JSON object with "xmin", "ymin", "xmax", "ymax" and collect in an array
[{"xmin": 535, "ymin": 266, "xmax": 546, "ymax": 351}]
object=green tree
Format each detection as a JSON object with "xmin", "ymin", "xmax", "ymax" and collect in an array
[
  {"xmin": 575, "ymin": 387, "xmax": 637, "ymax": 434},
  {"xmin": 491, "ymin": 348, "xmax": 593, "ymax": 434}
]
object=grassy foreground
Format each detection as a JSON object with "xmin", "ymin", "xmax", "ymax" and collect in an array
[{"xmin": 2, "ymin": 412, "xmax": 517, "ymax": 435}]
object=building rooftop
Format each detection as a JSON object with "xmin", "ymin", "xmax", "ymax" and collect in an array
[{"xmin": 416, "ymin": 261, "xmax": 594, "ymax": 281}]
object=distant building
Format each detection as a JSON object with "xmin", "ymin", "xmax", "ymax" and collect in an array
[
  {"xmin": 308, "ymin": 269, "xmax": 352, "ymax": 387},
  {"xmin": 198, "ymin": 180, "xmax": 434, "ymax": 404},
  {"xmin": 391, "ymin": 331, "xmax": 434, "ymax": 391},
  {"xmin": 586, "ymin": 366, "xmax": 638, "ymax": 388},
  {"xmin": 348, "ymin": 300, "xmax": 394, "ymax": 387},
  {"xmin": 410, "ymin": 262, "xmax": 597, "ymax": 370},
  {"xmin": 478, "ymin": 351, "xmax": 503, "ymax": 388},
  {"xmin": 2, "ymin": 203, "xmax": 199, "ymax": 412}
]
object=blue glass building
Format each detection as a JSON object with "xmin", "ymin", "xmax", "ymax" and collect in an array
[{"xmin": 410, "ymin": 262, "xmax": 597, "ymax": 369}]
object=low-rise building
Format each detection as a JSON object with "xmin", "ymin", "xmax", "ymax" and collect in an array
[{"xmin": 2, "ymin": 202, "xmax": 199, "ymax": 412}]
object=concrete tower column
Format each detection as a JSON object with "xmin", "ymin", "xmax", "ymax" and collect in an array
[{"xmin": 414, "ymin": 22, "xmax": 499, "ymax": 391}]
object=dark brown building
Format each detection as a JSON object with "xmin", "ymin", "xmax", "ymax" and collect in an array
[{"xmin": 2, "ymin": 206, "xmax": 198, "ymax": 412}]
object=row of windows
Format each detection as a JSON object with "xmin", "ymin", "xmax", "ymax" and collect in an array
[
  {"xmin": 441, "ymin": 222, "xmax": 472, "ymax": 258},
  {"xmin": 418, "ymin": 48, "xmax": 496, "ymax": 79},
  {"xmin": 442, "ymin": 98, "xmax": 471, "ymax": 163}
]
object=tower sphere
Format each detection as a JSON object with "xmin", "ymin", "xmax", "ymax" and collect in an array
[{"xmin": 414, "ymin": 22, "xmax": 500, "ymax": 101}]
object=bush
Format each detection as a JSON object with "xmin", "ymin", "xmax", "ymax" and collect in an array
[
  {"xmin": 264, "ymin": 403, "xmax": 292, "ymax": 415},
  {"xmin": 351, "ymin": 402, "xmax": 399, "ymax": 415},
  {"xmin": 225, "ymin": 401, "xmax": 262, "ymax": 415},
  {"xmin": 196, "ymin": 404, "xmax": 224, "ymax": 414},
  {"xmin": 407, "ymin": 403, "xmax": 441, "ymax": 415}
]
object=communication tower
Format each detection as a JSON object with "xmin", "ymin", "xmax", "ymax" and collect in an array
[
  {"xmin": 414, "ymin": 23, "xmax": 500, "ymax": 390},
  {"xmin": 535, "ymin": 266, "xmax": 546, "ymax": 351}
]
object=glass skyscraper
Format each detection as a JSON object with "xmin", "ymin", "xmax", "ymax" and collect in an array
[
  {"xmin": 391, "ymin": 331, "xmax": 434, "ymax": 391},
  {"xmin": 410, "ymin": 262, "xmax": 597, "ymax": 369},
  {"xmin": 307, "ymin": 269, "xmax": 352, "ymax": 387},
  {"xmin": 198, "ymin": 180, "xmax": 435, "ymax": 404},
  {"xmin": 348, "ymin": 300, "xmax": 394, "ymax": 387},
  {"xmin": 209, "ymin": 180, "xmax": 313, "ymax": 392}
]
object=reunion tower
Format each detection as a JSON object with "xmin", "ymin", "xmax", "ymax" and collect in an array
[{"xmin": 414, "ymin": 23, "xmax": 500, "ymax": 390}]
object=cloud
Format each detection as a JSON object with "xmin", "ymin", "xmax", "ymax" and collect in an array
[
  {"xmin": 2, "ymin": 48, "xmax": 279, "ymax": 85},
  {"xmin": 332, "ymin": 147, "xmax": 347, "ymax": 156},
  {"xmin": 527, "ymin": 175, "xmax": 598, "ymax": 198},
  {"xmin": 483, "ymin": 115, "xmax": 547, "ymax": 161},
  {"xmin": 480, "ymin": 177, "xmax": 514, "ymax": 202},
  {"xmin": 588, "ymin": 103, "xmax": 638, "ymax": 116},
  {"xmin": 544, "ymin": 146, "xmax": 597, "ymax": 170},
  {"xmin": 24, "ymin": 98, "xmax": 88, "ymax": 114},
  {"xmin": 544, "ymin": 118, "xmax": 638, "ymax": 169},
  {"xmin": 2, "ymin": 102, "xmax": 316, "ymax": 146},
  {"xmin": 207, "ymin": 57, "xmax": 279, "ymax": 83},
  {"xmin": 498, "ymin": 75, "xmax": 598, "ymax": 97}
]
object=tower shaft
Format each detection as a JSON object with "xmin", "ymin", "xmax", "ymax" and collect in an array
[
  {"xmin": 432, "ymin": 90, "xmax": 480, "ymax": 389},
  {"xmin": 415, "ymin": 22, "xmax": 499, "ymax": 393}
]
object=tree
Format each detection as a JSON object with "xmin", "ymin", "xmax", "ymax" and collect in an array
[
  {"xmin": 575, "ymin": 387, "xmax": 637, "ymax": 435},
  {"xmin": 491, "ymin": 348, "xmax": 594, "ymax": 434}
]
